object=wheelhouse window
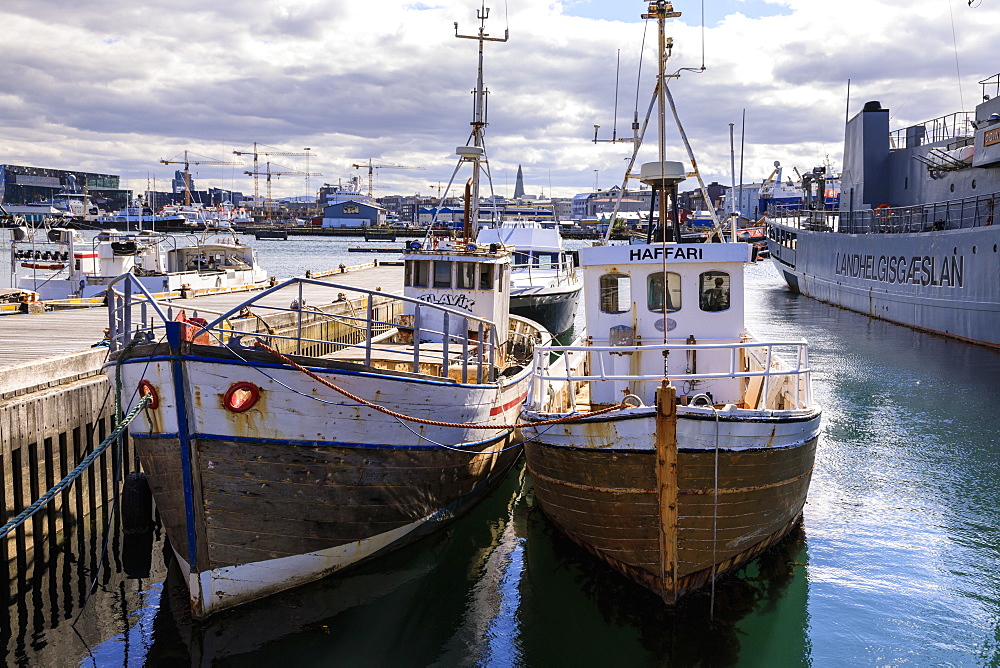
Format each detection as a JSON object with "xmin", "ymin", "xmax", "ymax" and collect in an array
[
  {"xmin": 647, "ymin": 271, "xmax": 682, "ymax": 313},
  {"xmin": 408, "ymin": 260, "xmax": 429, "ymax": 288},
  {"xmin": 699, "ymin": 271, "xmax": 731, "ymax": 312},
  {"xmin": 479, "ymin": 264, "xmax": 494, "ymax": 290},
  {"xmin": 456, "ymin": 262, "xmax": 476, "ymax": 289},
  {"xmin": 433, "ymin": 261, "xmax": 453, "ymax": 288},
  {"xmin": 599, "ymin": 273, "xmax": 631, "ymax": 314}
]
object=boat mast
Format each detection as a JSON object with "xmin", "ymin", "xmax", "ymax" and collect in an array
[{"xmin": 455, "ymin": 2, "xmax": 508, "ymax": 241}]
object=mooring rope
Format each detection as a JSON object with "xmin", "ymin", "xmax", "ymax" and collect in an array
[
  {"xmin": 254, "ymin": 340, "xmax": 630, "ymax": 429},
  {"xmin": 0, "ymin": 393, "xmax": 151, "ymax": 539}
]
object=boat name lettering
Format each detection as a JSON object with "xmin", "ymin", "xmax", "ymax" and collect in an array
[
  {"xmin": 985, "ymin": 128, "xmax": 1000, "ymax": 147},
  {"xmin": 629, "ymin": 247, "xmax": 703, "ymax": 261},
  {"xmin": 417, "ymin": 293, "xmax": 476, "ymax": 311},
  {"xmin": 833, "ymin": 252, "xmax": 964, "ymax": 288}
]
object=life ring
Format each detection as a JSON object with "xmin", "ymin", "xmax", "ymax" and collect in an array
[{"xmin": 875, "ymin": 204, "xmax": 893, "ymax": 219}]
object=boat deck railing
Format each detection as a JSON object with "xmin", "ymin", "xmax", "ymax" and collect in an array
[
  {"xmin": 529, "ymin": 338, "xmax": 813, "ymax": 412},
  {"xmin": 105, "ymin": 275, "xmax": 539, "ymax": 385},
  {"xmin": 509, "ymin": 253, "xmax": 579, "ymax": 289},
  {"xmin": 889, "ymin": 111, "xmax": 975, "ymax": 150},
  {"xmin": 768, "ymin": 193, "xmax": 998, "ymax": 234}
]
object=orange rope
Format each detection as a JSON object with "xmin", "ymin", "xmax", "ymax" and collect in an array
[{"xmin": 254, "ymin": 341, "xmax": 629, "ymax": 429}]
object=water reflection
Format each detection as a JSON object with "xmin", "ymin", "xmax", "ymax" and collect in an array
[{"xmin": 8, "ymin": 460, "xmax": 811, "ymax": 666}]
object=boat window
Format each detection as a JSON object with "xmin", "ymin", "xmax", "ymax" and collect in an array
[
  {"xmin": 699, "ymin": 271, "xmax": 731, "ymax": 312},
  {"xmin": 434, "ymin": 261, "xmax": 453, "ymax": 288},
  {"xmin": 599, "ymin": 273, "xmax": 631, "ymax": 314},
  {"xmin": 513, "ymin": 252, "xmax": 531, "ymax": 267},
  {"xmin": 479, "ymin": 264, "xmax": 494, "ymax": 289},
  {"xmin": 412, "ymin": 260, "xmax": 429, "ymax": 288},
  {"xmin": 535, "ymin": 253, "xmax": 556, "ymax": 269},
  {"xmin": 647, "ymin": 272, "xmax": 682, "ymax": 313},
  {"xmin": 456, "ymin": 262, "xmax": 476, "ymax": 289}
]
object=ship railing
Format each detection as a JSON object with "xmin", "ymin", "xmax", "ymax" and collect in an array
[
  {"xmin": 768, "ymin": 193, "xmax": 999, "ymax": 234},
  {"xmin": 528, "ymin": 338, "xmax": 813, "ymax": 412},
  {"xmin": 889, "ymin": 111, "xmax": 976, "ymax": 150},
  {"xmin": 509, "ymin": 252, "xmax": 578, "ymax": 288},
  {"xmin": 105, "ymin": 274, "xmax": 516, "ymax": 384}
]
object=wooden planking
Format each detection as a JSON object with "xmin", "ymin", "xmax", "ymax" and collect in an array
[
  {"xmin": 525, "ymin": 429, "xmax": 818, "ymax": 598},
  {"xmin": 130, "ymin": 434, "xmax": 519, "ymax": 570},
  {"xmin": 526, "ymin": 445, "xmax": 657, "ymax": 491},
  {"xmin": 133, "ymin": 437, "xmax": 191, "ymax": 563},
  {"xmin": 678, "ymin": 441, "xmax": 818, "ymax": 490}
]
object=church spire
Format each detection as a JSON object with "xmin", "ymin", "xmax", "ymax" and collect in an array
[{"xmin": 513, "ymin": 164, "xmax": 525, "ymax": 199}]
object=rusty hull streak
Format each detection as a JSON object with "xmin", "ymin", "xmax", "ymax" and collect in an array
[
  {"xmin": 220, "ymin": 389, "xmax": 266, "ymax": 440},
  {"xmin": 679, "ymin": 469, "xmax": 813, "ymax": 496},
  {"xmin": 528, "ymin": 468, "xmax": 655, "ymax": 496}
]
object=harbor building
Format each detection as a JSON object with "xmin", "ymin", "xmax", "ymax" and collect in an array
[
  {"xmin": 322, "ymin": 200, "xmax": 387, "ymax": 227},
  {"xmin": 0, "ymin": 164, "xmax": 129, "ymax": 213}
]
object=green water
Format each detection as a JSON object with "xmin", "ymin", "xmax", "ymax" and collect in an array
[{"xmin": 5, "ymin": 240, "xmax": 1000, "ymax": 666}]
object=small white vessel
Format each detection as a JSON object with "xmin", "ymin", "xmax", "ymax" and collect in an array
[
  {"xmin": 7, "ymin": 224, "xmax": 268, "ymax": 302},
  {"xmin": 477, "ymin": 220, "xmax": 582, "ymax": 336}
]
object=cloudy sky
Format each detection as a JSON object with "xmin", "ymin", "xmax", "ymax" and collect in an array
[{"xmin": 2, "ymin": 0, "xmax": 998, "ymax": 201}]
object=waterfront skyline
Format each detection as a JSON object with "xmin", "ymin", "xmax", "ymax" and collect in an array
[{"xmin": 1, "ymin": 0, "xmax": 997, "ymax": 201}]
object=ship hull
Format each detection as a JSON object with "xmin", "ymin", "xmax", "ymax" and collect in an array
[
  {"xmin": 767, "ymin": 222, "xmax": 1000, "ymax": 348},
  {"xmin": 522, "ymin": 406, "xmax": 820, "ymax": 601},
  {"xmin": 115, "ymin": 344, "xmax": 528, "ymax": 618}
]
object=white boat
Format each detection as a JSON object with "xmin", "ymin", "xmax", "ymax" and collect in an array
[
  {"xmin": 477, "ymin": 220, "xmax": 582, "ymax": 336},
  {"xmin": 96, "ymin": 204, "xmax": 185, "ymax": 229},
  {"xmin": 104, "ymin": 1, "xmax": 550, "ymax": 619},
  {"xmin": 520, "ymin": 0, "xmax": 822, "ymax": 605},
  {"xmin": 7, "ymin": 224, "xmax": 268, "ymax": 302}
]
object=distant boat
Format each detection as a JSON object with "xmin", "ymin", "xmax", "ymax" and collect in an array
[
  {"xmin": 8, "ymin": 223, "xmax": 268, "ymax": 301},
  {"xmin": 477, "ymin": 221, "xmax": 582, "ymax": 336},
  {"xmin": 96, "ymin": 205, "xmax": 184, "ymax": 229},
  {"xmin": 253, "ymin": 227, "xmax": 288, "ymax": 240},
  {"xmin": 364, "ymin": 226, "xmax": 397, "ymax": 241},
  {"xmin": 521, "ymin": 1, "xmax": 821, "ymax": 606}
]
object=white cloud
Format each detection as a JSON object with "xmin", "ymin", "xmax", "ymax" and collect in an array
[{"xmin": 1, "ymin": 0, "xmax": 997, "ymax": 199}]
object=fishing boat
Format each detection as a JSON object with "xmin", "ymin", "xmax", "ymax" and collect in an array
[
  {"xmin": 766, "ymin": 76, "xmax": 1000, "ymax": 349},
  {"xmin": 477, "ymin": 220, "xmax": 582, "ymax": 336},
  {"xmin": 104, "ymin": 1, "xmax": 549, "ymax": 619},
  {"xmin": 520, "ymin": 0, "xmax": 822, "ymax": 605},
  {"xmin": 364, "ymin": 225, "xmax": 397, "ymax": 242},
  {"xmin": 7, "ymin": 223, "xmax": 268, "ymax": 302},
  {"xmin": 252, "ymin": 227, "xmax": 289, "ymax": 240}
]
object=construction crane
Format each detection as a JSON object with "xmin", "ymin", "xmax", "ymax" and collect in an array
[
  {"xmin": 234, "ymin": 143, "xmax": 314, "ymax": 206},
  {"xmin": 159, "ymin": 150, "xmax": 242, "ymax": 207},
  {"xmin": 243, "ymin": 162, "xmax": 321, "ymax": 219},
  {"xmin": 351, "ymin": 159, "xmax": 423, "ymax": 197}
]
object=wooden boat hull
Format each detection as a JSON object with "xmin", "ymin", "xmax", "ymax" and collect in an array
[
  {"xmin": 115, "ymin": 344, "xmax": 529, "ymax": 618},
  {"xmin": 523, "ymin": 406, "xmax": 820, "ymax": 601}
]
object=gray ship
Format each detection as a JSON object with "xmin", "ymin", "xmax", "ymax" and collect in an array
[{"xmin": 767, "ymin": 74, "xmax": 1000, "ymax": 349}]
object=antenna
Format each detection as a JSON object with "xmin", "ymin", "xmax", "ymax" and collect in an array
[{"xmin": 613, "ymin": 49, "xmax": 620, "ymax": 142}]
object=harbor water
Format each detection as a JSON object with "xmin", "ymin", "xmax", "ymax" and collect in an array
[{"xmin": 4, "ymin": 235, "xmax": 1000, "ymax": 665}]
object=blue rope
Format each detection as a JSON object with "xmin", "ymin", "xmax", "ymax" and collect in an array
[{"xmin": 0, "ymin": 393, "xmax": 151, "ymax": 539}]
